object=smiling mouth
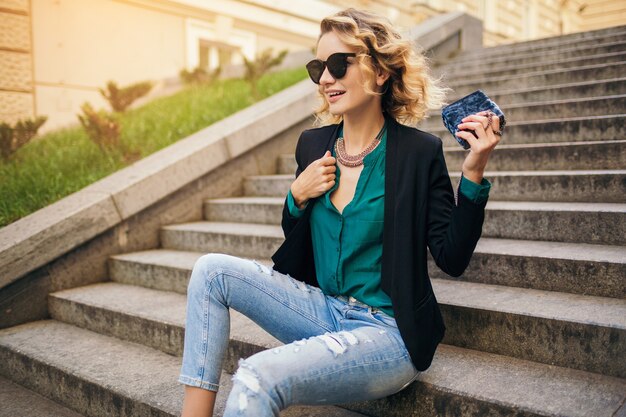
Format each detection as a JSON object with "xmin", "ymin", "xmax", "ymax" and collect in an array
[{"xmin": 328, "ymin": 91, "xmax": 346, "ymax": 97}]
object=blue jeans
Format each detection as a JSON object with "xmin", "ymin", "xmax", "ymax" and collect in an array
[{"xmin": 178, "ymin": 253, "xmax": 419, "ymax": 416}]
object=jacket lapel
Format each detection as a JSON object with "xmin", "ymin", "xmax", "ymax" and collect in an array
[
  {"xmin": 381, "ymin": 114, "xmax": 398, "ymax": 295},
  {"xmin": 323, "ymin": 121, "xmax": 342, "ymax": 155}
]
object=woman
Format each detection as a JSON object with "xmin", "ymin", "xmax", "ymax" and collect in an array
[{"xmin": 179, "ymin": 8, "xmax": 500, "ymax": 417}]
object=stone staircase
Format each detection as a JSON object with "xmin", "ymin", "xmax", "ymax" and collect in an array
[{"xmin": 1, "ymin": 24, "xmax": 626, "ymax": 417}]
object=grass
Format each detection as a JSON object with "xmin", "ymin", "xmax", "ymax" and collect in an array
[{"xmin": 0, "ymin": 67, "xmax": 308, "ymax": 228}]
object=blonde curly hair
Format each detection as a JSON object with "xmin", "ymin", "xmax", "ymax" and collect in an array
[{"xmin": 313, "ymin": 8, "xmax": 452, "ymax": 126}]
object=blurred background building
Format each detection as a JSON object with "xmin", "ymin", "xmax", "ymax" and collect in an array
[{"xmin": 1, "ymin": 0, "xmax": 624, "ymax": 133}]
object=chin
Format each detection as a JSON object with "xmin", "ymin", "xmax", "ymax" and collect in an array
[{"xmin": 328, "ymin": 104, "xmax": 344, "ymax": 117}]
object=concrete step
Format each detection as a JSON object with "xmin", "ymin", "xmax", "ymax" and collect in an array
[
  {"xmin": 0, "ymin": 320, "xmax": 184, "ymax": 417},
  {"xmin": 108, "ymin": 250, "xmax": 259, "ymax": 294},
  {"xmin": 439, "ymin": 50, "xmax": 626, "ymax": 82},
  {"xmin": 2, "ymin": 321, "xmax": 625, "ymax": 417},
  {"xmin": 452, "ymin": 28, "xmax": 626, "ymax": 60},
  {"xmin": 243, "ymin": 170, "xmax": 626, "ymax": 203},
  {"xmin": 68, "ymin": 276, "xmax": 626, "ymax": 386},
  {"xmin": 436, "ymin": 41, "xmax": 626, "ymax": 75},
  {"xmin": 481, "ymin": 201, "xmax": 626, "ymax": 245},
  {"xmin": 0, "ymin": 321, "xmax": 365, "ymax": 417},
  {"xmin": 441, "ymin": 140, "xmax": 626, "ymax": 172},
  {"xmin": 48, "ymin": 281, "xmax": 277, "ymax": 362},
  {"xmin": 476, "ymin": 170, "xmax": 626, "ymax": 202},
  {"xmin": 109, "ymin": 249, "xmax": 204, "ymax": 294},
  {"xmin": 445, "ymin": 77, "xmax": 626, "ymax": 105},
  {"xmin": 445, "ymin": 61, "xmax": 625, "ymax": 93},
  {"xmin": 160, "ymin": 222, "xmax": 284, "ymax": 258},
  {"xmin": 426, "ymin": 114, "xmax": 625, "ymax": 145},
  {"xmin": 118, "ymin": 240, "xmax": 624, "ymax": 356},
  {"xmin": 113, "ymin": 236, "xmax": 625, "ymax": 301},
  {"xmin": 420, "ymin": 95, "xmax": 626, "ymax": 130},
  {"xmin": 278, "ymin": 140, "xmax": 626, "ymax": 174},
  {"xmin": 433, "ymin": 279, "xmax": 626, "ymax": 378},
  {"xmin": 430, "ymin": 238, "xmax": 626, "ymax": 300},
  {"xmin": 47, "ymin": 281, "xmax": 626, "ymax": 378},
  {"xmin": 448, "ymin": 36, "xmax": 626, "ymax": 69},
  {"xmin": 205, "ymin": 197, "xmax": 285, "ymax": 225},
  {"xmin": 0, "ymin": 375, "xmax": 83, "ymax": 417},
  {"xmin": 203, "ymin": 198, "xmax": 626, "ymax": 245}
]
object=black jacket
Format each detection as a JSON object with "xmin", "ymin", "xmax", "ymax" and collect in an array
[{"xmin": 271, "ymin": 114, "xmax": 486, "ymax": 371}]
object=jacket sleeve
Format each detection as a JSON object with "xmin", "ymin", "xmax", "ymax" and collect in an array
[
  {"xmin": 281, "ymin": 132, "xmax": 306, "ymax": 237},
  {"xmin": 426, "ymin": 139, "xmax": 487, "ymax": 277}
]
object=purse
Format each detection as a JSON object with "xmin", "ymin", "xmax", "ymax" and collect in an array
[{"xmin": 441, "ymin": 90, "xmax": 506, "ymax": 150}]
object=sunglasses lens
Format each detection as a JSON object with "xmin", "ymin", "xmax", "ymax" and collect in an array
[
  {"xmin": 306, "ymin": 60, "xmax": 324, "ymax": 84},
  {"xmin": 327, "ymin": 54, "xmax": 348, "ymax": 79},
  {"xmin": 306, "ymin": 53, "xmax": 353, "ymax": 84}
]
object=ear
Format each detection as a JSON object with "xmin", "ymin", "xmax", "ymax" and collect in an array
[{"xmin": 375, "ymin": 68, "xmax": 390, "ymax": 87}]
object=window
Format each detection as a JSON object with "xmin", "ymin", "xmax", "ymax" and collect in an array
[
  {"xmin": 185, "ymin": 18, "xmax": 256, "ymax": 72},
  {"xmin": 199, "ymin": 40, "xmax": 239, "ymax": 71}
]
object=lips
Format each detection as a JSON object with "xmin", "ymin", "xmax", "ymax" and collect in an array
[{"xmin": 327, "ymin": 90, "xmax": 346, "ymax": 103}]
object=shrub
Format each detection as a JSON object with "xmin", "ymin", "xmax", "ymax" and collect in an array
[
  {"xmin": 243, "ymin": 48, "xmax": 288, "ymax": 98},
  {"xmin": 77, "ymin": 103, "xmax": 121, "ymax": 150},
  {"xmin": 0, "ymin": 116, "xmax": 47, "ymax": 161},
  {"xmin": 99, "ymin": 80, "xmax": 154, "ymax": 113},
  {"xmin": 179, "ymin": 66, "xmax": 221, "ymax": 85}
]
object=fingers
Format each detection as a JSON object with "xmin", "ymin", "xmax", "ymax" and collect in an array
[
  {"xmin": 322, "ymin": 170, "xmax": 336, "ymax": 180},
  {"xmin": 456, "ymin": 128, "xmax": 480, "ymax": 149},
  {"xmin": 456, "ymin": 121, "xmax": 485, "ymax": 149},
  {"xmin": 294, "ymin": 150, "xmax": 338, "ymax": 201},
  {"xmin": 456, "ymin": 111, "xmax": 501, "ymax": 150},
  {"xmin": 319, "ymin": 172, "xmax": 336, "ymax": 193},
  {"xmin": 324, "ymin": 164, "xmax": 336, "ymax": 173},
  {"xmin": 468, "ymin": 111, "xmax": 500, "ymax": 132},
  {"xmin": 310, "ymin": 150, "xmax": 336, "ymax": 175},
  {"xmin": 321, "ymin": 150, "xmax": 336, "ymax": 165},
  {"xmin": 456, "ymin": 125, "xmax": 499, "ymax": 150},
  {"xmin": 312, "ymin": 151, "xmax": 335, "ymax": 178}
]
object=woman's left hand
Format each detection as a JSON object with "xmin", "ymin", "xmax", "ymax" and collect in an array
[{"xmin": 456, "ymin": 110, "xmax": 502, "ymax": 183}]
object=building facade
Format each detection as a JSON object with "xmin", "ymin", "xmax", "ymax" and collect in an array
[{"xmin": 1, "ymin": 0, "xmax": 624, "ymax": 132}]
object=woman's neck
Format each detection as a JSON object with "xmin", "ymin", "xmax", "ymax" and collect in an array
[{"xmin": 342, "ymin": 110, "xmax": 386, "ymax": 154}]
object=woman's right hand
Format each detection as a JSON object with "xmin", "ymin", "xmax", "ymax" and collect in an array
[{"xmin": 290, "ymin": 150, "xmax": 337, "ymax": 208}]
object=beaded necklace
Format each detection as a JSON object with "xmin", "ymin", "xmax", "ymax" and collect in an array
[{"xmin": 334, "ymin": 121, "xmax": 386, "ymax": 168}]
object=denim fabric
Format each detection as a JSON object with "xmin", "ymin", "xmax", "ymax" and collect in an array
[
  {"xmin": 179, "ymin": 253, "xmax": 419, "ymax": 416},
  {"xmin": 441, "ymin": 89, "xmax": 506, "ymax": 150}
]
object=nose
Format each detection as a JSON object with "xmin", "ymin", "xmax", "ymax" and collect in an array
[{"xmin": 318, "ymin": 65, "xmax": 335, "ymax": 86}]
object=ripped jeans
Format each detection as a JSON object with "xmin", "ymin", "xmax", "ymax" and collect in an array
[{"xmin": 178, "ymin": 253, "xmax": 419, "ymax": 416}]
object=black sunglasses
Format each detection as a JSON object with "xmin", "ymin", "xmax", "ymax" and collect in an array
[{"xmin": 306, "ymin": 52, "xmax": 356, "ymax": 84}]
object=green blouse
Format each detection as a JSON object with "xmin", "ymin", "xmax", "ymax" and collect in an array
[{"xmin": 287, "ymin": 126, "xmax": 490, "ymax": 317}]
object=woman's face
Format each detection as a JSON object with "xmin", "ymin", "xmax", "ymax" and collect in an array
[{"xmin": 316, "ymin": 30, "xmax": 382, "ymax": 118}]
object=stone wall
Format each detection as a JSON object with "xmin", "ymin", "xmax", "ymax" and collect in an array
[{"xmin": 0, "ymin": 0, "xmax": 34, "ymax": 125}]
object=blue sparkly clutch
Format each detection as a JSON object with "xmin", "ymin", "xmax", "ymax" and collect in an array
[{"xmin": 441, "ymin": 90, "xmax": 506, "ymax": 150}]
